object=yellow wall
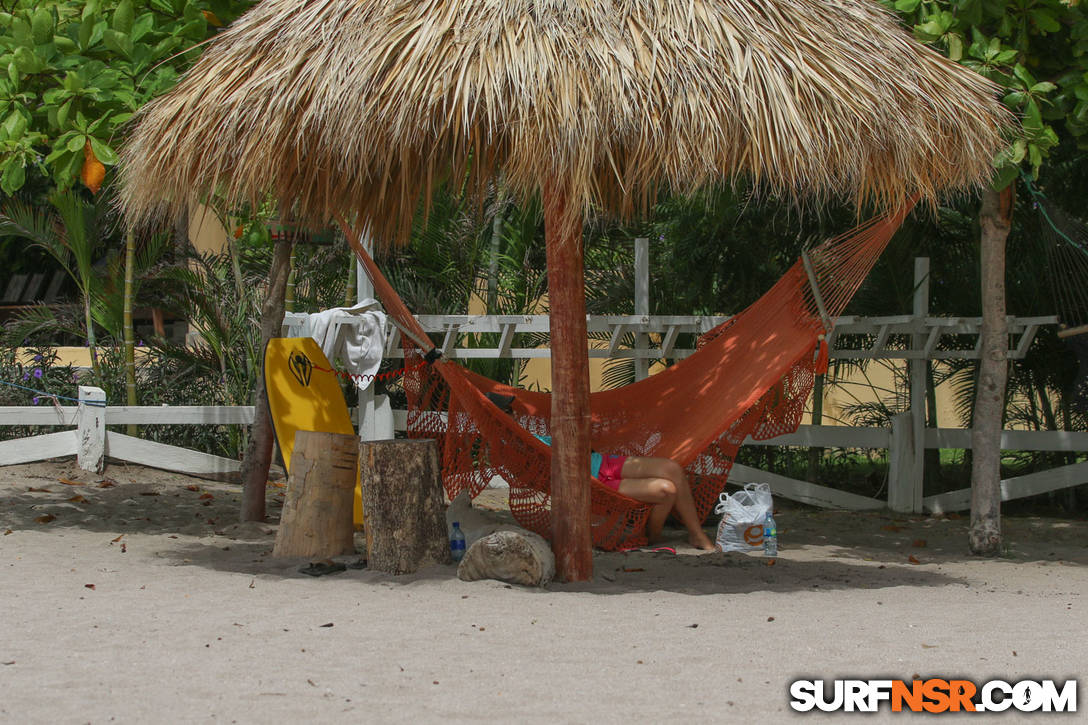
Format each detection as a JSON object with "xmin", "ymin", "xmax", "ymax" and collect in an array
[
  {"xmin": 815, "ymin": 361, "xmax": 963, "ymax": 428},
  {"xmin": 189, "ymin": 204, "xmax": 231, "ymax": 255},
  {"xmin": 17, "ymin": 347, "xmax": 154, "ymax": 369}
]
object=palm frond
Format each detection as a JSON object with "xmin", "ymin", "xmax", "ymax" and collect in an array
[
  {"xmin": 0, "ymin": 200, "xmax": 59, "ymax": 249},
  {"xmin": 1, "ymin": 303, "xmax": 84, "ymax": 347}
]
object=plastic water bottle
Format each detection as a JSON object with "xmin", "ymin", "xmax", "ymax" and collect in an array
[
  {"xmin": 763, "ymin": 511, "xmax": 778, "ymax": 557},
  {"xmin": 450, "ymin": 522, "xmax": 466, "ymax": 562}
]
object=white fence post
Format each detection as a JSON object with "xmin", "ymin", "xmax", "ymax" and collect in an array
[
  {"xmin": 77, "ymin": 386, "xmax": 106, "ymax": 474},
  {"xmin": 359, "ymin": 394, "xmax": 395, "ymax": 442},
  {"xmin": 353, "ymin": 226, "xmax": 391, "ymax": 443},
  {"xmin": 908, "ymin": 257, "xmax": 930, "ymax": 513},
  {"xmin": 888, "ymin": 412, "xmax": 920, "ymax": 512}
]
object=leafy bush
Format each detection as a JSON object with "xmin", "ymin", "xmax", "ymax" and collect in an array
[{"xmin": 0, "ymin": 344, "xmax": 81, "ymax": 440}]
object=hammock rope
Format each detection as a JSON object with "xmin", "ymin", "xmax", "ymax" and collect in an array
[
  {"xmin": 1020, "ymin": 173, "xmax": 1088, "ymax": 413},
  {"xmin": 339, "ymin": 200, "xmax": 914, "ymax": 550}
]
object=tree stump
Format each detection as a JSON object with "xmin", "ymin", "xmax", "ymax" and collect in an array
[
  {"xmin": 359, "ymin": 438, "xmax": 450, "ymax": 574},
  {"xmin": 447, "ymin": 492, "xmax": 555, "ymax": 587},
  {"xmin": 272, "ymin": 430, "xmax": 357, "ymax": 559}
]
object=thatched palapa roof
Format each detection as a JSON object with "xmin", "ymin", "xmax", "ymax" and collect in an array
[{"xmin": 120, "ymin": 0, "xmax": 1012, "ymax": 243}]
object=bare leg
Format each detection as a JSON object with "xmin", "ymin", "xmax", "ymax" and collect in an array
[
  {"xmin": 616, "ymin": 476, "xmax": 676, "ymax": 542},
  {"xmin": 620, "ymin": 457, "xmax": 715, "ymax": 550}
]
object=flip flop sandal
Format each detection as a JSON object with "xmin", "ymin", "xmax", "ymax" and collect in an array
[{"xmin": 618, "ymin": 545, "xmax": 677, "ymax": 554}]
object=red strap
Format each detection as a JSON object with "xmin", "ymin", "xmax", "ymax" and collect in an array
[{"xmin": 312, "ymin": 359, "xmax": 428, "ymax": 385}]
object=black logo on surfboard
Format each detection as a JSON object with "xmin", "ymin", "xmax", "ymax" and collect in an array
[{"xmin": 289, "ymin": 351, "xmax": 313, "ymax": 387}]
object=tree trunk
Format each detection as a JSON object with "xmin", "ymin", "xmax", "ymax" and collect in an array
[
  {"xmin": 543, "ymin": 184, "xmax": 593, "ymax": 582},
  {"xmin": 227, "ymin": 229, "xmax": 247, "ymax": 304},
  {"xmin": 487, "ymin": 188, "xmax": 506, "ymax": 311},
  {"xmin": 343, "ymin": 250, "xmax": 357, "ymax": 307},
  {"xmin": 239, "ymin": 234, "xmax": 294, "ymax": 522},
  {"xmin": 358, "ymin": 438, "xmax": 450, "ymax": 574},
  {"xmin": 174, "ymin": 207, "xmax": 192, "ymax": 348},
  {"xmin": 173, "ymin": 205, "xmax": 189, "ymax": 256},
  {"xmin": 969, "ymin": 184, "xmax": 1014, "ymax": 556},
  {"xmin": 272, "ymin": 431, "xmax": 357, "ymax": 559},
  {"xmin": 123, "ymin": 229, "xmax": 137, "ymax": 436}
]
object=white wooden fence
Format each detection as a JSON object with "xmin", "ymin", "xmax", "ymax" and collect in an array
[
  {"xmin": 2, "ymin": 390, "xmax": 1084, "ymax": 514},
  {"xmin": 1, "ymin": 253, "xmax": 1084, "ymax": 511},
  {"xmin": 0, "ymin": 386, "xmax": 251, "ymax": 479}
]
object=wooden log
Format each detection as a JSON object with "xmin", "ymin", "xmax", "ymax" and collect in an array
[
  {"xmin": 447, "ymin": 493, "xmax": 554, "ymax": 587},
  {"xmin": 272, "ymin": 430, "xmax": 357, "ymax": 559},
  {"xmin": 359, "ymin": 438, "xmax": 449, "ymax": 574}
]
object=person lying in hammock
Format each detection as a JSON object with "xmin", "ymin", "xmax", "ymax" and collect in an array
[{"xmin": 486, "ymin": 392, "xmax": 716, "ymax": 551}]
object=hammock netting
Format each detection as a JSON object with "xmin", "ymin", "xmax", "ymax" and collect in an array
[
  {"xmin": 1038, "ymin": 200, "xmax": 1088, "ymax": 415},
  {"xmin": 346, "ymin": 201, "xmax": 913, "ymax": 550}
]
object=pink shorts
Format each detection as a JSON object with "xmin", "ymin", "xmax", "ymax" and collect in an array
[{"xmin": 596, "ymin": 454, "xmax": 626, "ymax": 491}]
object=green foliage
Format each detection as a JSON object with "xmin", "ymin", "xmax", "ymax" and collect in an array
[
  {"xmin": 153, "ymin": 246, "xmax": 262, "ymax": 400},
  {"xmin": 0, "ymin": 340, "xmax": 252, "ymax": 457},
  {"xmin": 134, "ymin": 344, "xmax": 251, "ymax": 457},
  {"xmin": 377, "ymin": 184, "xmax": 547, "ymax": 386},
  {"xmin": 0, "ymin": 346, "xmax": 88, "ymax": 442},
  {"xmin": 0, "ymin": 188, "xmax": 170, "ymax": 351},
  {"xmin": 884, "ymin": 0, "xmax": 1088, "ymax": 187},
  {"xmin": 0, "ymin": 189, "xmax": 110, "ymax": 365},
  {"xmin": 0, "ymin": 0, "xmax": 253, "ymax": 195}
]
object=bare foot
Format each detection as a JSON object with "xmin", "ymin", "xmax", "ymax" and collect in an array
[{"xmin": 688, "ymin": 531, "xmax": 716, "ymax": 551}]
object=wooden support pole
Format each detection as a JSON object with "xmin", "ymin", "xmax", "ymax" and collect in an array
[
  {"xmin": 273, "ymin": 430, "xmax": 357, "ymax": 559},
  {"xmin": 358, "ymin": 438, "xmax": 449, "ymax": 574},
  {"xmin": 543, "ymin": 184, "xmax": 593, "ymax": 582}
]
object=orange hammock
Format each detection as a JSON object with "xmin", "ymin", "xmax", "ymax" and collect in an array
[{"xmin": 341, "ymin": 200, "xmax": 914, "ymax": 550}]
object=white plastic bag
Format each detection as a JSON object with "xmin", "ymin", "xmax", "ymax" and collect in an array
[{"xmin": 714, "ymin": 483, "xmax": 773, "ymax": 553}]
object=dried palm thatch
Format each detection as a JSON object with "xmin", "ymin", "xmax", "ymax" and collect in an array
[{"xmin": 120, "ymin": 0, "xmax": 1011, "ymax": 244}]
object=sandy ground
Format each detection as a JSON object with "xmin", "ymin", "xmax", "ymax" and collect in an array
[{"xmin": 0, "ymin": 460, "xmax": 1085, "ymax": 724}]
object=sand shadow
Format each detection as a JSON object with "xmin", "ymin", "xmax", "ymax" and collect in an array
[
  {"xmin": 547, "ymin": 547, "xmax": 967, "ymax": 595},
  {"xmin": 153, "ymin": 533, "xmax": 967, "ymax": 596},
  {"xmin": 778, "ymin": 507, "xmax": 1088, "ymax": 566},
  {"xmin": 3, "ymin": 463, "xmax": 1082, "ymax": 595}
]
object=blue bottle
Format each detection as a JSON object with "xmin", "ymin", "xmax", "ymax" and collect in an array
[
  {"xmin": 450, "ymin": 522, "xmax": 466, "ymax": 562},
  {"xmin": 763, "ymin": 511, "xmax": 778, "ymax": 557}
]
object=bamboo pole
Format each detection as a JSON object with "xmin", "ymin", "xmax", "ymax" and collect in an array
[
  {"xmin": 123, "ymin": 229, "xmax": 137, "ymax": 436},
  {"xmin": 284, "ymin": 245, "xmax": 297, "ymax": 313},
  {"xmin": 542, "ymin": 184, "xmax": 593, "ymax": 582}
]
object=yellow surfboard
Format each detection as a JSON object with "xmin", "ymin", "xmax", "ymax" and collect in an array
[{"xmin": 265, "ymin": 337, "xmax": 363, "ymax": 526}]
